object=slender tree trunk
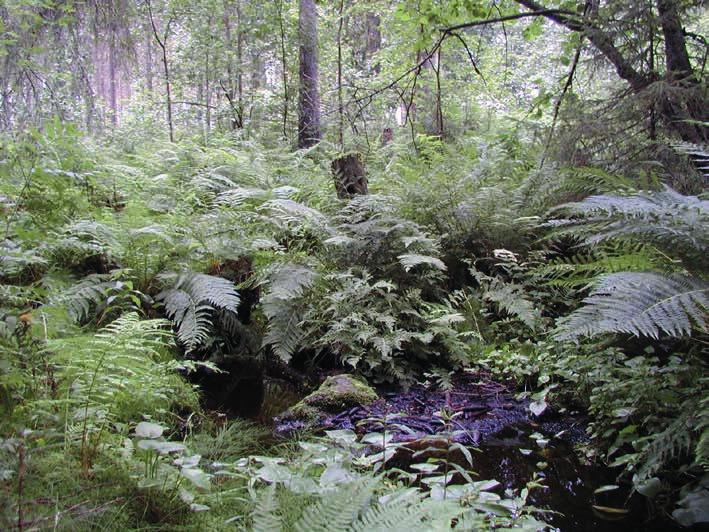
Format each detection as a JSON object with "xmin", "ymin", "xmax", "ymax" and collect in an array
[
  {"xmin": 297, "ymin": 0, "xmax": 321, "ymax": 148},
  {"xmin": 434, "ymin": 47, "xmax": 443, "ymax": 137},
  {"xmin": 144, "ymin": 20, "xmax": 153, "ymax": 92},
  {"xmin": 337, "ymin": 0, "xmax": 344, "ymax": 149},
  {"xmin": 205, "ymin": 50, "xmax": 211, "ymax": 135},
  {"xmin": 108, "ymin": 24, "xmax": 118, "ymax": 125},
  {"xmin": 277, "ymin": 0, "xmax": 289, "ymax": 139},
  {"xmin": 236, "ymin": 0, "xmax": 244, "ymax": 129},
  {"xmin": 365, "ymin": 12, "xmax": 381, "ymax": 73}
]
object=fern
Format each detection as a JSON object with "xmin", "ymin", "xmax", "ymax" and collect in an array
[
  {"xmin": 261, "ymin": 263, "xmax": 319, "ymax": 362},
  {"xmin": 0, "ymin": 245, "xmax": 49, "ymax": 283},
  {"xmin": 533, "ymin": 243, "xmax": 672, "ymax": 289},
  {"xmin": 470, "ymin": 268, "xmax": 540, "ymax": 330},
  {"xmin": 156, "ymin": 272, "xmax": 240, "ymax": 352},
  {"xmin": 696, "ymin": 391, "xmax": 709, "ymax": 470},
  {"xmin": 293, "ymin": 479, "xmax": 377, "ymax": 532},
  {"xmin": 42, "ymin": 313, "xmax": 198, "ymax": 426},
  {"xmin": 548, "ymin": 187, "xmax": 709, "ymax": 262},
  {"xmin": 518, "ymin": 166, "xmax": 635, "ymax": 213},
  {"xmin": 249, "ymin": 478, "xmax": 461, "ymax": 532},
  {"xmin": 251, "ymin": 484, "xmax": 283, "ymax": 532},
  {"xmin": 57, "ymin": 273, "xmax": 114, "ymax": 323},
  {"xmin": 555, "ymin": 272, "xmax": 708, "ymax": 340},
  {"xmin": 397, "ymin": 254, "xmax": 447, "ymax": 272},
  {"xmin": 635, "ymin": 410, "xmax": 696, "ymax": 480}
]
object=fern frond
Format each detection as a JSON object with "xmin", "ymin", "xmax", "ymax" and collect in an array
[
  {"xmin": 251, "ymin": 484, "xmax": 283, "ymax": 532},
  {"xmin": 696, "ymin": 393, "xmax": 709, "ymax": 470},
  {"xmin": 351, "ymin": 489, "xmax": 458, "ymax": 532},
  {"xmin": 397, "ymin": 254, "xmax": 447, "ymax": 272},
  {"xmin": 548, "ymin": 187, "xmax": 709, "ymax": 258},
  {"xmin": 470, "ymin": 269, "xmax": 539, "ymax": 330},
  {"xmin": 261, "ymin": 264, "xmax": 319, "ymax": 362},
  {"xmin": 293, "ymin": 479, "xmax": 376, "ymax": 532},
  {"xmin": 555, "ymin": 272, "xmax": 708, "ymax": 340},
  {"xmin": 56, "ymin": 274, "xmax": 114, "ymax": 323},
  {"xmin": 259, "ymin": 199, "xmax": 330, "ymax": 233},
  {"xmin": 156, "ymin": 272, "xmax": 240, "ymax": 352},
  {"xmin": 533, "ymin": 244, "xmax": 672, "ymax": 289},
  {"xmin": 215, "ymin": 186, "xmax": 269, "ymax": 207}
]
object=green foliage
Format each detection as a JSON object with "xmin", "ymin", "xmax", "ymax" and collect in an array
[
  {"xmin": 240, "ymin": 429, "xmax": 549, "ymax": 531},
  {"xmin": 555, "ymin": 272, "xmax": 708, "ymax": 340},
  {"xmin": 548, "ymin": 187, "xmax": 709, "ymax": 266},
  {"xmin": 548, "ymin": 186, "xmax": 709, "ymax": 342},
  {"xmin": 156, "ymin": 272, "xmax": 240, "ymax": 353},
  {"xmin": 41, "ymin": 313, "xmax": 200, "ymax": 427}
]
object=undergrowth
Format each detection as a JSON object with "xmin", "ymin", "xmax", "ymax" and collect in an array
[{"xmin": 1, "ymin": 124, "xmax": 707, "ymax": 529}]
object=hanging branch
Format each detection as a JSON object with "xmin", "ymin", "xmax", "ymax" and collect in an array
[
  {"xmin": 539, "ymin": 43, "xmax": 583, "ymax": 167},
  {"xmin": 147, "ymin": 0, "xmax": 175, "ymax": 142},
  {"xmin": 447, "ymin": 31, "xmax": 487, "ymax": 84}
]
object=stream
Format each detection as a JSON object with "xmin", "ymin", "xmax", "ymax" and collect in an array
[{"xmin": 255, "ymin": 373, "xmax": 684, "ymax": 531}]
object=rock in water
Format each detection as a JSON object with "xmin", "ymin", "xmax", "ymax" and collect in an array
[{"xmin": 275, "ymin": 374, "xmax": 377, "ymax": 433}]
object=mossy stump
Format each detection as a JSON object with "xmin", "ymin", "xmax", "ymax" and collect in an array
[
  {"xmin": 331, "ymin": 152, "xmax": 368, "ymax": 199},
  {"xmin": 278, "ymin": 374, "xmax": 378, "ymax": 427}
]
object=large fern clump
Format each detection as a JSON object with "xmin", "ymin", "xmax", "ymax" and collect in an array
[
  {"xmin": 156, "ymin": 272, "xmax": 240, "ymax": 353},
  {"xmin": 548, "ymin": 187, "xmax": 709, "ymax": 265},
  {"xmin": 40, "ymin": 313, "xmax": 200, "ymax": 427},
  {"xmin": 548, "ymin": 186, "xmax": 708, "ymax": 341},
  {"xmin": 555, "ymin": 272, "xmax": 708, "ymax": 340}
]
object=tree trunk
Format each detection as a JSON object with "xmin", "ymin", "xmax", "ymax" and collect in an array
[
  {"xmin": 656, "ymin": 0, "xmax": 707, "ymax": 143},
  {"xmin": 297, "ymin": 0, "xmax": 321, "ymax": 148},
  {"xmin": 147, "ymin": 1, "xmax": 174, "ymax": 142},
  {"xmin": 236, "ymin": 0, "xmax": 244, "ymax": 129},
  {"xmin": 144, "ymin": 20, "xmax": 153, "ymax": 92},
  {"xmin": 277, "ymin": 0, "xmax": 289, "ymax": 139},
  {"xmin": 365, "ymin": 12, "xmax": 381, "ymax": 73},
  {"xmin": 337, "ymin": 0, "xmax": 344, "ymax": 149},
  {"xmin": 108, "ymin": 23, "xmax": 118, "ymax": 125}
]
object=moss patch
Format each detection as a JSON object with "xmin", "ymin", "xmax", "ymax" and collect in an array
[{"xmin": 281, "ymin": 374, "xmax": 378, "ymax": 423}]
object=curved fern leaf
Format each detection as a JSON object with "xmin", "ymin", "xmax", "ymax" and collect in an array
[
  {"xmin": 293, "ymin": 479, "xmax": 376, "ymax": 532},
  {"xmin": 156, "ymin": 272, "xmax": 240, "ymax": 352},
  {"xmin": 397, "ymin": 254, "xmax": 447, "ymax": 272},
  {"xmin": 261, "ymin": 264, "xmax": 318, "ymax": 362},
  {"xmin": 555, "ymin": 272, "xmax": 708, "ymax": 340},
  {"xmin": 548, "ymin": 187, "xmax": 709, "ymax": 258},
  {"xmin": 58, "ymin": 274, "xmax": 114, "ymax": 323},
  {"xmin": 251, "ymin": 484, "xmax": 283, "ymax": 532}
]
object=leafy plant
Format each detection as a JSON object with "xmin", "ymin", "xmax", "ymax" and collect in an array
[
  {"xmin": 156, "ymin": 272, "xmax": 240, "ymax": 353},
  {"xmin": 555, "ymin": 272, "xmax": 708, "ymax": 340}
]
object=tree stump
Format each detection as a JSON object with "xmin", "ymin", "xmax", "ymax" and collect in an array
[{"xmin": 331, "ymin": 152, "xmax": 368, "ymax": 199}]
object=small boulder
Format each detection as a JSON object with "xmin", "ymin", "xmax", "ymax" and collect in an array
[{"xmin": 276, "ymin": 374, "xmax": 378, "ymax": 432}]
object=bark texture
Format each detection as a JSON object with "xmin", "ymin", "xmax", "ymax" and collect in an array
[
  {"xmin": 297, "ymin": 0, "xmax": 321, "ymax": 148},
  {"xmin": 332, "ymin": 153, "xmax": 368, "ymax": 199}
]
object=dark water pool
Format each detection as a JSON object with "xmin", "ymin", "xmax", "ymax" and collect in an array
[{"xmin": 263, "ymin": 374, "xmax": 686, "ymax": 531}]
